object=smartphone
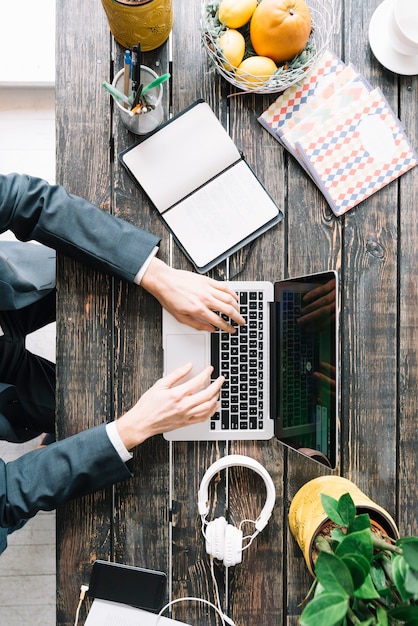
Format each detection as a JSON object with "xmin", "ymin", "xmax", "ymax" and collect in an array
[{"xmin": 87, "ymin": 560, "xmax": 167, "ymax": 612}]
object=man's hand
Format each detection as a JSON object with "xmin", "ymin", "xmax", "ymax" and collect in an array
[
  {"xmin": 141, "ymin": 257, "xmax": 245, "ymax": 333},
  {"xmin": 115, "ymin": 364, "xmax": 224, "ymax": 449}
]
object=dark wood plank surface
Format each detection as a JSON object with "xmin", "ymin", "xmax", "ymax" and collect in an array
[{"xmin": 55, "ymin": 0, "xmax": 418, "ymax": 624}]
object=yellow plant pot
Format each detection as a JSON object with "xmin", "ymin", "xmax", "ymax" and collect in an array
[
  {"xmin": 288, "ymin": 476, "xmax": 399, "ymax": 576},
  {"xmin": 101, "ymin": 0, "xmax": 173, "ymax": 51}
]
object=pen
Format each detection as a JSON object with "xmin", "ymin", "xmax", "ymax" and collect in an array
[
  {"xmin": 102, "ymin": 81, "xmax": 132, "ymax": 107},
  {"xmin": 132, "ymin": 42, "xmax": 142, "ymax": 93},
  {"xmin": 131, "ymin": 83, "xmax": 143, "ymax": 109},
  {"xmin": 123, "ymin": 50, "xmax": 131, "ymax": 102}
]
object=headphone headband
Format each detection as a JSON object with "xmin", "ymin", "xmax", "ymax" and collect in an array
[{"xmin": 197, "ymin": 454, "xmax": 276, "ymax": 532}]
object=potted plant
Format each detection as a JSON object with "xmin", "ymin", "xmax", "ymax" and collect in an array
[
  {"xmin": 288, "ymin": 477, "xmax": 418, "ymax": 625},
  {"xmin": 288, "ymin": 476, "xmax": 400, "ymax": 576}
]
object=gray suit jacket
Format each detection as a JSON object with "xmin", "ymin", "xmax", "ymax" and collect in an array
[
  {"xmin": 0, "ymin": 172, "xmax": 159, "ymax": 310},
  {"xmin": 0, "ymin": 173, "xmax": 160, "ymax": 538}
]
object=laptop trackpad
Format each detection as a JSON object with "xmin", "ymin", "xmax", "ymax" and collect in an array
[{"xmin": 165, "ymin": 334, "xmax": 210, "ymax": 384}]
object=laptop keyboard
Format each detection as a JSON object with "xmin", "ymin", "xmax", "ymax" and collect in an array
[{"xmin": 210, "ymin": 290, "xmax": 266, "ymax": 431}]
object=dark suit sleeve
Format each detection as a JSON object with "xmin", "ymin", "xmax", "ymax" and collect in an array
[
  {"xmin": 0, "ymin": 424, "xmax": 133, "ymax": 528},
  {"xmin": 0, "ymin": 173, "xmax": 160, "ymax": 283}
]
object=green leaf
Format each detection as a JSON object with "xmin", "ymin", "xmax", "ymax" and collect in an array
[
  {"xmin": 353, "ymin": 573, "xmax": 381, "ymax": 600},
  {"xmin": 404, "ymin": 565, "xmax": 418, "ymax": 598},
  {"xmin": 336, "ymin": 529, "xmax": 374, "ymax": 564},
  {"xmin": 315, "ymin": 552, "xmax": 355, "ymax": 597},
  {"xmin": 314, "ymin": 581, "xmax": 326, "ymax": 598},
  {"xmin": 348, "ymin": 513, "xmax": 371, "ymax": 534},
  {"xmin": 398, "ymin": 537, "xmax": 418, "ymax": 571},
  {"xmin": 316, "ymin": 535, "xmax": 335, "ymax": 555},
  {"xmin": 337, "ymin": 493, "xmax": 357, "ymax": 527},
  {"xmin": 330, "ymin": 527, "xmax": 346, "ymax": 544},
  {"xmin": 370, "ymin": 559, "xmax": 389, "ymax": 594},
  {"xmin": 389, "ymin": 604, "xmax": 418, "ymax": 622},
  {"xmin": 376, "ymin": 604, "xmax": 389, "ymax": 626},
  {"xmin": 300, "ymin": 593, "xmax": 349, "ymax": 626},
  {"xmin": 391, "ymin": 553, "xmax": 413, "ymax": 602},
  {"xmin": 321, "ymin": 493, "xmax": 346, "ymax": 527},
  {"xmin": 341, "ymin": 554, "xmax": 370, "ymax": 590}
]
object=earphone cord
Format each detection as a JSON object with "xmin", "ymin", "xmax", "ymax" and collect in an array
[
  {"xmin": 73, "ymin": 585, "xmax": 89, "ymax": 626},
  {"xmin": 156, "ymin": 596, "xmax": 235, "ymax": 626},
  {"xmin": 210, "ymin": 555, "xmax": 224, "ymax": 621},
  {"xmin": 239, "ymin": 519, "xmax": 260, "ymax": 550}
]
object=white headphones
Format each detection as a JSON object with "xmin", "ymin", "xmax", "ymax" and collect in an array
[{"xmin": 198, "ymin": 455, "xmax": 276, "ymax": 568}]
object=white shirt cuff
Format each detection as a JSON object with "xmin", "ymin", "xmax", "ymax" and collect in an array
[
  {"xmin": 134, "ymin": 246, "xmax": 159, "ymax": 285},
  {"xmin": 106, "ymin": 422, "xmax": 133, "ymax": 463}
]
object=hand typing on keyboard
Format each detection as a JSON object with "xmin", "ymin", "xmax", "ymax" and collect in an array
[
  {"xmin": 141, "ymin": 258, "xmax": 246, "ymax": 333},
  {"xmin": 115, "ymin": 364, "xmax": 225, "ymax": 447}
]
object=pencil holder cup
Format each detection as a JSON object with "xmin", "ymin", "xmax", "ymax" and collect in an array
[
  {"xmin": 101, "ymin": 0, "xmax": 173, "ymax": 51},
  {"xmin": 112, "ymin": 66, "xmax": 164, "ymax": 135}
]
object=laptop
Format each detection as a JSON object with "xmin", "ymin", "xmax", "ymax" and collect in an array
[{"xmin": 162, "ymin": 271, "xmax": 338, "ymax": 469}]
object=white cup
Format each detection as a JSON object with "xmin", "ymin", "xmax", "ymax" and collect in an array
[
  {"xmin": 389, "ymin": 0, "xmax": 418, "ymax": 56},
  {"xmin": 112, "ymin": 66, "xmax": 164, "ymax": 135}
]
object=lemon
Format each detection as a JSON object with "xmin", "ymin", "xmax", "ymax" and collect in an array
[
  {"xmin": 235, "ymin": 55, "xmax": 278, "ymax": 87},
  {"xmin": 218, "ymin": 29, "xmax": 246, "ymax": 70},
  {"xmin": 218, "ymin": 0, "xmax": 258, "ymax": 28}
]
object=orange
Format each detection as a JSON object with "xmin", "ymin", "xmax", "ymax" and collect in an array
[
  {"xmin": 235, "ymin": 55, "xmax": 278, "ymax": 87},
  {"xmin": 218, "ymin": 29, "xmax": 246, "ymax": 70},
  {"xmin": 250, "ymin": 0, "xmax": 312, "ymax": 63},
  {"xmin": 218, "ymin": 0, "xmax": 258, "ymax": 29}
]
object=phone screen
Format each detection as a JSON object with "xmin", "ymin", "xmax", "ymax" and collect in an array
[{"xmin": 87, "ymin": 560, "xmax": 167, "ymax": 612}]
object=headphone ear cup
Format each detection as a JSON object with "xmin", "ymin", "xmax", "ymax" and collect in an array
[
  {"xmin": 205, "ymin": 516, "xmax": 227, "ymax": 561},
  {"xmin": 223, "ymin": 523, "xmax": 243, "ymax": 567},
  {"xmin": 205, "ymin": 516, "xmax": 244, "ymax": 567}
]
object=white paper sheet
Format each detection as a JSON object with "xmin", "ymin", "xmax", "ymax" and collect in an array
[{"xmin": 85, "ymin": 599, "xmax": 190, "ymax": 626}]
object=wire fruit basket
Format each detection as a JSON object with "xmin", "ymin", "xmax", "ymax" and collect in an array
[{"xmin": 201, "ymin": 0, "xmax": 335, "ymax": 94}]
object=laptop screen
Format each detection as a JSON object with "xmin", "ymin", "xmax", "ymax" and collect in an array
[{"xmin": 272, "ymin": 271, "xmax": 338, "ymax": 468}]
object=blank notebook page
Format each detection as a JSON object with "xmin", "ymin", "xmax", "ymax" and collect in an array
[
  {"xmin": 162, "ymin": 159, "xmax": 279, "ymax": 268},
  {"xmin": 121, "ymin": 101, "xmax": 240, "ymax": 213}
]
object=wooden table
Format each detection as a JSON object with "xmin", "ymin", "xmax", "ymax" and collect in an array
[{"xmin": 55, "ymin": 1, "xmax": 418, "ymax": 624}]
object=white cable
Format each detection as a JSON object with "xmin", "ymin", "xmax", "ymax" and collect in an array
[
  {"xmin": 210, "ymin": 556, "xmax": 223, "ymax": 620},
  {"xmin": 168, "ymin": 440, "xmax": 174, "ymax": 608},
  {"xmin": 239, "ymin": 518, "xmax": 260, "ymax": 550},
  {"xmin": 156, "ymin": 596, "xmax": 235, "ymax": 626},
  {"xmin": 238, "ymin": 518, "xmax": 256, "ymax": 530},
  {"xmin": 73, "ymin": 584, "xmax": 89, "ymax": 626}
]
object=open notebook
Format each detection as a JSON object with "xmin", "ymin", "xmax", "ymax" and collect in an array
[
  {"xmin": 163, "ymin": 271, "xmax": 338, "ymax": 469},
  {"xmin": 119, "ymin": 100, "xmax": 282, "ymax": 273}
]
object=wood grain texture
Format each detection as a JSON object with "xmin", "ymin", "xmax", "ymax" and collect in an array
[
  {"xmin": 55, "ymin": 1, "xmax": 115, "ymax": 623},
  {"xmin": 55, "ymin": 0, "xmax": 418, "ymax": 624}
]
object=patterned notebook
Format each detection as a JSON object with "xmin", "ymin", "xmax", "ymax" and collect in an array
[
  {"xmin": 258, "ymin": 51, "xmax": 418, "ymax": 216},
  {"xmin": 278, "ymin": 64, "xmax": 360, "ymax": 138},
  {"xmin": 294, "ymin": 88, "xmax": 418, "ymax": 216},
  {"xmin": 258, "ymin": 49, "xmax": 346, "ymax": 143},
  {"xmin": 280, "ymin": 74, "xmax": 372, "ymax": 166}
]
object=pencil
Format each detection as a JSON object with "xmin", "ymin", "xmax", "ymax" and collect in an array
[{"xmin": 123, "ymin": 50, "xmax": 131, "ymax": 108}]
